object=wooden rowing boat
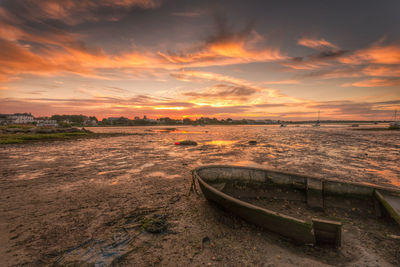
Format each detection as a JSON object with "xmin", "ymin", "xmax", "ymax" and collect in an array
[{"xmin": 192, "ymin": 165, "xmax": 400, "ymax": 247}]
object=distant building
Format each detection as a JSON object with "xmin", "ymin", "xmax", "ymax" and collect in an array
[
  {"xmin": 107, "ymin": 117, "xmax": 119, "ymax": 121},
  {"xmin": 36, "ymin": 119, "xmax": 58, "ymax": 127},
  {"xmin": 84, "ymin": 119, "xmax": 97, "ymax": 126},
  {"xmin": 9, "ymin": 113, "xmax": 35, "ymax": 124},
  {"xmin": 0, "ymin": 114, "xmax": 13, "ymax": 125}
]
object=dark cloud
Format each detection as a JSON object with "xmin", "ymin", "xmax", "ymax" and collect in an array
[
  {"xmin": 183, "ymin": 83, "xmax": 258, "ymax": 99},
  {"xmin": 291, "ymin": 57, "xmax": 304, "ymax": 62},
  {"xmin": 283, "ymin": 49, "xmax": 350, "ymax": 72},
  {"xmin": 0, "ymin": 0, "xmax": 162, "ymax": 26},
  {"xmin": 206, "ymin": 12, "xmax": 255, "ymax": 45},
  {"xmin": 307, "ymin": 100, "xmax": 400, "ymax": 118},
  {"xmin": 312, "ymin": 50, "xmax": 349, "ymax": 60},
  {"xmin": 296, "ymin": 66, "xmax": 360, "ymax": 79}
]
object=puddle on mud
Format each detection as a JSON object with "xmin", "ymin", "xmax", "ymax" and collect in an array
[
  {"xmin": 127, "ymin": 163, "xmax": 155, "ymax": 174},
  {"xmin": 205, "ymin": 140, "xmax": 236, "ymax": 146},
  {"xmin": 147, "ymin": 172, "xmax": 181, "ymax": 179},
  {"xmin": 98, "ymin": 170, "xmax": 121, "ymax": 175},
  {"xmin": 365, "ymin": 169, "xmax": 400, "ymax": 186},
  {"xmin": 17, "ymin": 170, "xmax": 46, "ymax": 180}
]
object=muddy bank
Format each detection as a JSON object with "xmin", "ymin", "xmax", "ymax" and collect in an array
[
  {"xmin": 0, "ymin": 125, "xmax": 399, "ymax": 266},
  {"xmin": 0, "ymin": 128, "xmax": 147, "ymax": 144}
]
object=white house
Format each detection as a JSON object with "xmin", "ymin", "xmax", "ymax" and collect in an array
[
  {"xmin": 9, "ymin": 113, "xmax": 35, "ymax": 124},
  {"xmin": 36, "ymin": 119, "xmax": 58, "ymax": 127}
]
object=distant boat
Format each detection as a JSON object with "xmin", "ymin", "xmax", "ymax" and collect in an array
[
  {"xmin": 312, "ymin": 111, "xmax": 320, "ymax": 127},
  {"xmin": 389, "ymin": 110, "xmax": 399, "ymax": 129},
  {"xmin": 280, "ymin": 123, "xmax": 287, "ymax": 127},
  {"xmin": 351, "ymin": 124, "xmax": 359, "ymax": 127}
]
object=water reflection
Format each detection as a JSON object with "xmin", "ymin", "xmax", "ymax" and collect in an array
[{"xmin": 205, "ymin": 140, "xmax": 236, "ymax": 146}]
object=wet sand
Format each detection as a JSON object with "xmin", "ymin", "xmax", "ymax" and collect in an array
[{"xmin": 0, "ymin": 125, "xmax": 399, "ymax": 266}]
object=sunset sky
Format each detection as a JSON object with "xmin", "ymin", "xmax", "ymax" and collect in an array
[{"xmin": 0, "ymin": 0, "xmax": 399, "ymax": 120}]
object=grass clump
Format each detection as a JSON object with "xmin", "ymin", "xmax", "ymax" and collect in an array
[
  {"xmin": 0, "ymin": 124, "xmax": 35, "ymax": 130},
  {"xmin": 0, "ymin": 132, "xmax": 90, "ymax": 144},
  {"xmin": 140, "ymin": 215, "xmax": 168, "ymax": 233}
]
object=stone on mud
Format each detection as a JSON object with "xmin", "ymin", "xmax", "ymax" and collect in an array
[{"xmin": 175, "ymin": 140, "xmax": 198, "ymax": 146}]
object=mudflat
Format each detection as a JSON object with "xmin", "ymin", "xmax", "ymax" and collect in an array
[{"xmin": 1, "ymin": 125, "xmax": 399, "ymax": 266}]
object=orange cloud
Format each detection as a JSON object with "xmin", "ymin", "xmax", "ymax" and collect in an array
[
  {"xmin": 159, "ymin": 40, "xmax": 285, "ymax": 67},
  {"xmin": 297, "ymin": 37, "xmax": 338, "ymax": 50},
  {"xmin": 362, "ymin": 65, "xmax": 400, "ymax": 77},
  {"xmin": 343, "ymin": 78, "xmax": 400, "ymax": 87},
  {"xmin": 0, "ymin": 8, "xmax": 290, "ymax": 82},
  {"xmin": 340, "ymin": 44, "xmax": 400, "ymax": 65},
  {"xmin": 171, "ymin": 70, "xmax": 305, "ymax": 106},
  {"xmin": 262, "ymin": 80, "xmax": 301, "ymax": 85},
  {"xmin": 0, "ymin": 35, "xmax": 167, "ymax": 82},
  {"xmin": 159, "ymin": 18, "xmax": 286, "ymax": 67},
  {"xmin": 0, "ymin": 13, "xmax": 287, "ymax": 82},
  {"xmin": 281, "ymin": 61, "xmax": 330, "ymax": 70}
]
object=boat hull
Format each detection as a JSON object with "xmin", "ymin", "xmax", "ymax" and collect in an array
[
  {"xmin": 197, "ymin": 175, "xmax": 316, "ymax": 244},
  {"xmin": 193, "ymin": 165, "xmax": 400, "ymax": 247}
]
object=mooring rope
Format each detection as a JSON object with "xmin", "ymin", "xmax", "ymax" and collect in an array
[{"xmin": 188, "ymin": 169, "xmax": 199, "ymax": 196}]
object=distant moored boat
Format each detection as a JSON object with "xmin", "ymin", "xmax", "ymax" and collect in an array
[
  {"xmin": 312, "ymin": 111, "xmax": 320, "ymax": 127},
  {"xmin": 389, "ymin": 110, "xmax": 399, "ymax": 129}
]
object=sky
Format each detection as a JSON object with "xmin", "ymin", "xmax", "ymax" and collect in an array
[{"xmin": 0, "ymin": 0, "xmax": 399, "ymax": 120}]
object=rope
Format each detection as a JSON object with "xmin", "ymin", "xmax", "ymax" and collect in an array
[{"xmin": 188, "ymin": 170, "xmax": 200, "ymax": 196}]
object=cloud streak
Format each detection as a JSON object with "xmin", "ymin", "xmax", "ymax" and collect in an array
[
  {"xmin": 297, "ymin": 37, "xmax": 338, "ymax": 50},
  {"xmin": 339, "ymin": 44, "xmax": 400, "ymax": 65},
  {"xmin": 343, "ymin": 78, "xmax": 400, "ymax": 87},
  {"xmin": 1, "ymin": 0, "xmax": 161, "ymax": 25}
]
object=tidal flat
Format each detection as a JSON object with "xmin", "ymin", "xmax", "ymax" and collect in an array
[{"xmin": 0, "ymin": 125, "xmax": 399, "ymax": 266}]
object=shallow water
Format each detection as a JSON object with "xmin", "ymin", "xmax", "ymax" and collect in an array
[{"xmin": 1, "ymin": 124, "xmax": 399, "ymax": 188}]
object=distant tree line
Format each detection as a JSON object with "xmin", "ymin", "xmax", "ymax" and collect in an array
[{"xmin": 24, "ymin": 114, "xmax": 390, "ymax": 127}]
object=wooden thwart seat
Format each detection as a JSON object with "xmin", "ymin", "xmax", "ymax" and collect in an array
[{"xmin": 375, "ymin": 190, "xmax": 400, "ymax": 225}]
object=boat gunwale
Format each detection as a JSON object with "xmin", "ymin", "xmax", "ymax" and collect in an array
[
  {"xmin": 193, "ymin": 164, "xmax": 400, "ymax": 196},
  {"xmin": 195, "ymin": 169, "xmax": 311, "ymax": 226}
]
